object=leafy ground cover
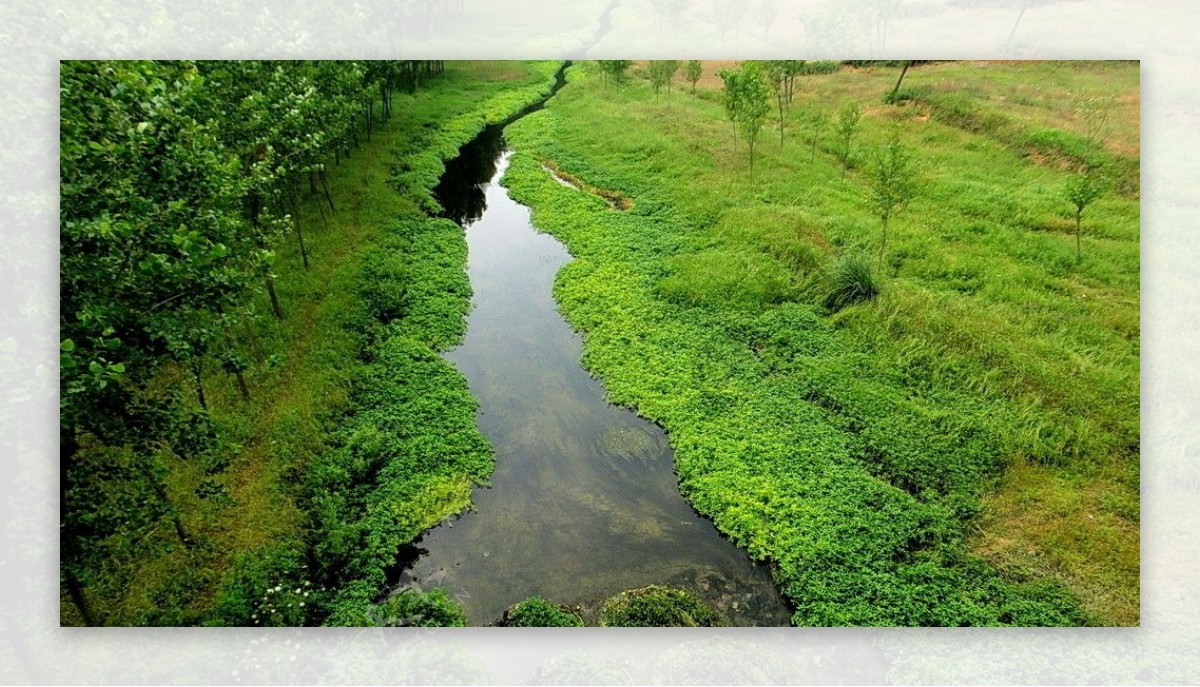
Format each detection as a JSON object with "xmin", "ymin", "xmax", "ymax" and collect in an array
[{"xmin": 503, "ymin": 60, "xmax": 1138, "ymax": 625}]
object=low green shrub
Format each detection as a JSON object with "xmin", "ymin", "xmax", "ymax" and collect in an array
[
  {"xmin": 327, "ymin": 587, "xmax": 467, "ymax": 627},
  {"xmin": 802, "ymin": 60, "xmax": 841, "ymax": 75},
  {"xmin": 502, "ymin": 596, "xmax": 585, "ymax": 627},
  {"xmin": 375, "ymin": 588, "xmax": 468, "ymax": 627},
  {"xmin": 599, "ymin": 586, "xmax": 722, "ymax": 627},
  {"xmin": 206, "ymin": 542, "xmax": 316, "ymax": 626}
]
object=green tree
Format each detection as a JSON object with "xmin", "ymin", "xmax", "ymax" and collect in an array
[
  {"xmin": 720, "ymin": 62, "xmax": 771, "ymax": 175},
  {"xmin": 59, "ymin": 58, "xmax": 420, "ymax": 626},
  {"xmin": 762, "ymin": 61, "xmax": 787, "ymax": 144},
  {"xmin": 664, "ymin": 60, "xmax": 680, "ymax": 102},
  {"xmin": 718, "ymin": 67, "xmax": 742, "ymax": 148},
  {"xmin": 835, "ymin": 100, "xmax": 863, "ymax": 176},
  {"xmin": 1064, "ymin": 168, "xmax": 1108, "ymax": 260},
  {"xmin": 805, "ymin": 110, "xmax": 828, "ymax": 162},
  {"xmin": 685, "ymin": 60, "xmax": 703, "ymax": 93},
  {"xmin": 865, "ymin": 130, "xmax": 918, "ymax": 265},
  {"xmin": 648, "ymin": 60, "xmax": 680, "ymax": 103},
  {"xmin": 598, "ymin": 60, "xmax": 633, "ymax": 86},
  {"xmin": 59, "ymin": 60, "xmax": 264, "ymax": 621},
  {"xmin": 761, "ymin": 60, "xmax": 803, "ymax": 144},
  {"xmin": 60, "ymin": 60, "xmax": 258, "ymax": 444}
]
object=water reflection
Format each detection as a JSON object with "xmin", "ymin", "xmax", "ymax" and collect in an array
[{"xmin": 432, "ymin": 123, "xmax": 506, "ymax": 225}]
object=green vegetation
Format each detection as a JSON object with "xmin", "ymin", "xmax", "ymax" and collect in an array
[
  {"xmin": 1064, "ymin": 168, "xmax": 1110, "ymax": 260},
  {"xmin": 59, "ymin": 58, "xmax": 1137, "ymax": 628},
  {"xmin": 648, "ymin": 60, "xmax": 680, "ymax": 104},
  {"xmin": 59, "ymin": 60, "xmax": 564, "ymax": 625},
  {"xmin": 599, "ymin": 586, "xmax": 722, "ymax": 627},
  {"xmin": 865, "ymin": 130, "xmax": 919, "ymax": 264},
  {"xmin": 598, "ymin": 60, "xmax": 633, "ymax": 86},
  {"xmin": 503, "ymin": 60, "xmax": 1138, "ymax": 625},
  {"xmin": 824, "ymin": 251, "xmax": 879, "ymax": 312},
  {"xmin": 718, "ymin": 62, "xmax": 772, "ymax": 174},
  {"xmin": 332, "ymin": 588, "xmax": 468, "ymax": 627},
  {"xmin": 834, "ymin": 100, "xmax": 863, "ymax": 175},
  {"xmin": 761, "ymin": 60, "xmax": 805, "ymax": 144},
  {"xmin": 685, "ymin": 60, "xmax": 703, "ymax": 93},
  {"xmin": 501, "ymin": 597, "xmax": 585, "ymax": 627}
]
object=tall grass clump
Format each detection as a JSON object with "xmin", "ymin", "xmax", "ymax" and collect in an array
[{"xmin": 824, "ymin": 252, "xmax": 879, "ymax": 311}]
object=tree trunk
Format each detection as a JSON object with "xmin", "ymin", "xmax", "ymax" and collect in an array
[
  {"xmin": 152, "ymin": 477, "xmax": 190, "ymax": 547},
  {"xmin": 880, "ymin": 214, "xmax": 890, "ymax": 268},
  {"xmin": 235, "ymin": 370, "xmax": 250, "ymax": 400},
  {"xmin": 243, "ymin": 318, "xmax": 262, "ymax": 361},
  {"xmin": 290, "ymin": 186, "xmax": 310, "ymax": 270},
  {"xmin": 320, "ymin": 168, "xmax": 336, "ymax": 212},
  {"xmin": 1076, "ymin": 210, "xmax": 1082, "ymax": 260},
  {"xmin": 64, "ymin": 568, "xmax": 97, "ymax": 626},
  {"xmin": 889, "ymin": 61, "xmax": 911, "ymax": 101},
  {"xmin": 315, "ymin": 188, "xmax": 330, "ymax": 232},
  {"xmin": 309, "ymin": 171, "xmax": 318, "ymax": 195},
  {"xmin": 778, "ymin": 97, "xmax": 785, "ymax": 145},
  {"xmin": 265, "ymin": 275, "xmax": 283, "ymax": 319},
  {"xmin": 191, "ymin": 358, "xmax": 207, "ymax": 411}
]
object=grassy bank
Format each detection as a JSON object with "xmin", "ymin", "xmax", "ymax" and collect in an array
[
  {"xmin": 61, "ymin": 60, "xmax": 563, "ymax": 626},
  {"xmin": 503, "ymin": 61, "xmax": 1138, "ymax": 625}
]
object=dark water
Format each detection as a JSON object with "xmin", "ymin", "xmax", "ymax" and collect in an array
[{"xmin": 400, "ymin": 125, "xmax": 791, "ymax": 627}]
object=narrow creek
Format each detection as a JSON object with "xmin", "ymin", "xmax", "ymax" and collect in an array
[{"xmin": 393, "ymin": 86, "xmax": 791, "ymax": 626}]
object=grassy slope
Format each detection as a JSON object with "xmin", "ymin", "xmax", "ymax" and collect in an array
[
  {"xmin": 62, "ymin": 61, "xmax": 563, "ymax": 626},
  {"xmin": 503, "ymin": 61, "xmax": 1138, "ymax": 625}
]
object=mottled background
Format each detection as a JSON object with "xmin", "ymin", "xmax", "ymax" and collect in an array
[{"xmin": 3, "ymin": 0, "xmax": 1194, "ymax": 682}]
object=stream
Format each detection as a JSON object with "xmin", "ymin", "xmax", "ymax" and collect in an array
[{"xmin": 392, "ymin": 88, "xmax": 791, "ymax": 626}]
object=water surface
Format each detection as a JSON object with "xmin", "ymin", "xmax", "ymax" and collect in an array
[{"xmin": 400, "ymin": 126, "xmax": 790, "ymax": 626}]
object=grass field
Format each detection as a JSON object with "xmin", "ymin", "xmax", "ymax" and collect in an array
[{"xmin": 504, "ymin": 60, "xmax": 1138, "ymax": 625}]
